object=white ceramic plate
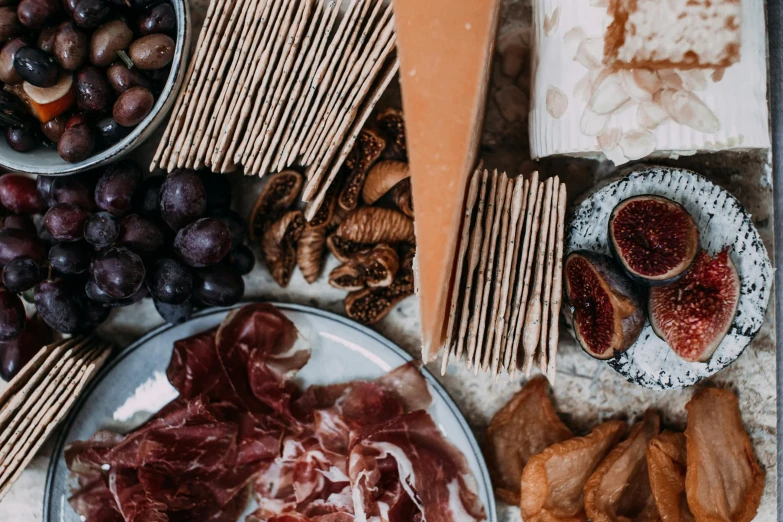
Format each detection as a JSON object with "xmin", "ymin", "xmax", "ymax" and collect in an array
[{"xmin": 44, "ymin": 303, "xmax": 496, "ymax": 522}]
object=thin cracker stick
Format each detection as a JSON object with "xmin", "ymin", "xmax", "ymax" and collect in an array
[
  {"xmin": 547, "ymin": 183, "xmax": 567, "ymax": 384},
  {"xmin": 538, "ymin": 175, "xmax": 560, "ymax": 374}
]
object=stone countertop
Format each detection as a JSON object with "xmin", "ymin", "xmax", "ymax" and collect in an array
[{"xmin": 0, "ymin": 0, "xmax": 777, "ymax": 520}]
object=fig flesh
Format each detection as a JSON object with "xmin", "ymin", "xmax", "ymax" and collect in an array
[
  {"xmin": 608, "ymin": 195, "xmax": 699, "ymax": 285},
  {"xmin": 564, "ymin": 251, "xmax": 645, "ymax": 359},
  {"xmin": 649, "ymin": 249, "xmax": 739, "ymax": 363}
]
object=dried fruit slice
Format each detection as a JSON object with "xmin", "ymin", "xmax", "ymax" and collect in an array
[
  {"xmin": 647, "ymin": 432, "xmax": 694, "ymax": 522},
  {"xmin": 564, "ymin": 251, "xmax": 644, "ymax": 359},
  {"xmin": 249, "ymin": 171, "xmax": 304, "ymax": 241},
  {"xmin": 584, "ymin": 410, "xmax": 661, "ymax": 522},
  {"xmin": 520, "ymin": 420, "xmax": 627, "ymax": 522},
  {"xmin": 261, "ymin": 211, "xmax": 306, "ymax": 287},
  {"xmin": 375, "ymin": 107, "xmax": 406, "ymax": 161},
  {"xmin": 486, "ymin": 376, "xmax": 573, "ymax": 505},
  {"xmin": 685, "ymin": 388, "xmax": 764, "ymax": 522},
  {"xmin": 608, "ymin": 195, "xmax": 699, "ymax": 285},
  {"xmin": 649, "ymin": 249, "xmax": 740, "ymax": 363},
  {"xmin": 345, "ymin": 250, "xmax": 415, "ymax": 325}
]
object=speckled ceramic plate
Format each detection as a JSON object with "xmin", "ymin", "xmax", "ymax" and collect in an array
[
  {"xmin": 43, "ymin": 303, "xmax": 496, "ymax": 522},
  {"xmin": 567, "ymin": 165, "xmax": 773, "ymax": 390}
]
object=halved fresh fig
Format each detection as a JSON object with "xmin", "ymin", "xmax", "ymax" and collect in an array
[
  {"xmin": 564, "ymin": 251, "xmax": 645, "ymax": 360},
  {"xmin": 608, "ymin": 195, "xmax": 699, "ymax": 286},
  {"xmin": 649, "ymin": 249, "xmax": 740, "ymax": 363}
]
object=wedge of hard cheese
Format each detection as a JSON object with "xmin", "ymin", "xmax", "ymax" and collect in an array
[{"xmin": 393, "ymin": 0, "xmax": 502, "ymax": 360}]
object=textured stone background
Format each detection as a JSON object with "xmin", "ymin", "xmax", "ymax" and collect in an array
[{"xmin": 0, "ymin": 0, "xmax": 776, "ymax": 520}]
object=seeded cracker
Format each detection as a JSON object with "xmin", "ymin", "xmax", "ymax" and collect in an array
[
  {"xmin": 508, "ymin": 175, "xmax": 543, "ymax": 376},
  {"xmin": 153, "ymin": 0, "xmax": 221, "ymax": 170},
  {"xmin": 439, "ymin": 168, "xmax": 480, "ymax": 370},
  {"xmin": 523, "ymin": 177, "xmax": 554, "ymax": 376},
  {"xmin": 538, "ymin": 175, "xmax": 560, "ymax": 375},
  {"xmin": 472, "ymin": 171, "xmax": 507, "ymax": 373},
  {"xmin": 240, "ymin": 0, "xmax": 315, "ymax": 172},
  {"xmin": 483, "ymin": 180, "xmax": 513, "ymax": 373},
  {"xmin": 547, "ymin": 183, "xmax": 567, "ymax": 384},
  {"xmin": 500, "ymin": 177, "xmax": 529, "ymax": 373},
  {"xmin": 491, "ymin": 176, "xmax": 526, "ymax": 376},
  {"xmin": 303, "ymin": 59, "xmax": 398, "ymax": 216},
  {"xmin": 169, "ymin": 0, "xmax": 242, "ymax": 170},
  {"xmin": 213, "ymin": 0, "xmax": 285, "ymax": 170},
  {"xmin": 465, "ymin": 170, "xmax": 498, "ymax": 367},
  {"xmin": 298, "ymin": 1, "xmax": 390, "ymax": 169}
]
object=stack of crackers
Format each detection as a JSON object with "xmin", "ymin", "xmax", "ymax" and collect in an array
[
  {"xmin": 152, "ymin": 0, "xmax": 399, "ymax": 212},
  {"xmin": 439, "ymin": 169, "xmax": 567, "ymax": 384},
  {"xmin": 0, "ymin": 337, "xmax": 111, "ymax": 501}
]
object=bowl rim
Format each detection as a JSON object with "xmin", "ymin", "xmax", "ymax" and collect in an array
[{"xmin": 0, "ymin": 0, "xmax": 191, "ymax": 176}]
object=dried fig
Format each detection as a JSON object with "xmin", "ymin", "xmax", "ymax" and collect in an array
[
  {"xmin": 296, "ymin": 225, "xmax": 326, "ymax": 284},
  {"xmin": 326, "ymin": 234, "xmax": 372, "ymax": 264},
  {"xmin": 307, "ymin": 180, "xmax": 338, "ymax": 230},
  {"xmin": 649, "ymin": 249, "xmax": 739, "ymax": 363},
  {"xmin": 390, "ymin": 177, "xmax": 414, "ymax": 218},
  {"xmin": 336, "ymin": 207, "xmax": 415, "ymax": 245},
  {"xmin": 261, "ymin": 210, "xmax": 305, "ymax": 287},
  {"xmin": 564, "ymin": 251, "xmax": 644, "ymax": 360},
  {"xmin": 376, "ymin": 107, "xmax": 406, "ymax": 160},
  {"xmin": 250, "ymin": 170, "xmax": 304, "ymax": 241},
  {"xmin": 345, "ymin": 250, "xmax": 414, "ymax": 325},
  {"xmin": 362, "ymin": 160, "xmax": 410, "ymax": 205},
  {"xmin": 339, "ymin": 129, "xmax": 386, "ymax": 211},
  {"xmin": 329, "ymin": 244, "xmax": 400, "ymax": 291},
  {"xmin": 609, "ymin": 195, "xmax": 699, "ymax": 285}
]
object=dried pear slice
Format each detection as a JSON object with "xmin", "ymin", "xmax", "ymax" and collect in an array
[
  {"xmin": 520, "ymin": 420, "xmax": 627, "ymax": 522},
  {"xmin": 486, "ymin": 376, "xmax": 573, "ymax": 505},
  {"xmin": 647, "ymin": 432, "xmax": 694, "ymax": 522},
  {"xmin": 584, "ymin": 410, "xmax": 661, "ymax": 522},
  {"xmin": 685, "ymin": 388, "xmax": 764, "ymax": 522}
]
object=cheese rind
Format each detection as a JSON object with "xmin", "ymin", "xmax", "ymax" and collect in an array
[{"xmin": 394, "ymin": 0, "xmax": 502, "ymax": 356}]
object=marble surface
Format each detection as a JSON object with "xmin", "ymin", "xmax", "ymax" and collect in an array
[{"xmin": 0, "ymin": 0, "xmax": 777, "ymax": 520}]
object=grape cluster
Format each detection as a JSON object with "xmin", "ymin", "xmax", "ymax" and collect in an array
[{"xmin": 0, "ymin": 164, "xmax": 253, "ymax": 349}]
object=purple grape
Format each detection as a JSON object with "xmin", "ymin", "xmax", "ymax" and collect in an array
[
  {"xmin": 210, "ymin": 208, "xmax": 246, "ymax": 249},
  {"xmin": 84, "ymin": 211, "xmax": 119, "ymax": 247},
  {"xmin": 193, "ymin": 263, "xmax": 244, "ymax": 307},
  {"xmin": 94, "ymin": 161, "xmax": 142, "ymax": 217},
  {"xmin": 34, "ymin": 278, "xmax": 86, "ymax": 334},
  {"xmin": 146, "ymin": 257, "xmax": 192, "ymax": 304},
  {"xmin": 83, "ymin": 298, "xmax": 110, "ymax": 328},
  {"xmin": 3, "ymin": 256, "xmax": 41, "ymax": 292},
  {"xmin": 229, "ymin": 244, "xmax": 255, "ymax": 275},
  {"xmin": 0, "ymin": 315, "xmax": 52, "ymax": 381},
  {"xmin": 37, "ymin": 174, "xmax": 56, "ymax": 206},
  {"xmin": 159, "ymin": 169, "xmax": 206, "ymax": 231},
  {"xmin": 174, "ymin": 218, "xmax": 231, "ymax": 268},
  {"xmin": 44, "ymin": 202, "xmax": 89, "ymax": 241},
  {"xmin": 116, "ymin": 214, "xmax": 163, "ymax": 258},
  {"xmin": 137, "ymin": 174, "xmax": 164, "ymax": 215},
  {"xmin": 49, "ymin": 240, "xmax": 91, "ymax": 274},
  {"xmin": 89, "ymin": 246, "xmax": 144, "ymax": 299},
  {"xmin": 0, "ymin": 174, "xmax": 45, "ymax": 214},
  {"xmin": 51, "ymin": 174, "xmax": 94, "ymax": 209},
  {"xmin": 0, "ymin": 287, "xmax": 24, "ymax": 341},
  {"xmin": 154, "ymin": 298, "xmax": 193, "ymax": 325},
  {"xmin": 3, "ymin": 214, "xmax": 36, "ymax": 234},
  {"xmin": 0, "ymin": 228, "xmax": 47, "ymax": 265},
  {"xmin": 86, "ymin": 279, "xmax": 147, "ymax": 307}
]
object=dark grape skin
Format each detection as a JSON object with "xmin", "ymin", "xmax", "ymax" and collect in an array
[
  {"xmin": 35, "ymin": 278, "xmax": 86, "ymax": 334},
  {"xmin": 116, "ymin": 214, "xmax": 163, "ymax": 258},
  {"xmin": 50, "ymin": 173, "xmax": 95, "ymax": 209},
  {"xmin": 83, "ymin": 211, "xmax": 119, "ymax": 247},
  {"xmin": 49, "ymin": 240, "xmax": 91, "ymax": 274},
  {"xmin": 210, "ymin": 208, "xmax": 246, "ymax": 249},
  {"xmin": 193, "ymin": 263, "xmax": 244, "ymax": 307},
  {"xmin": 174, "ymin": 218, "xmax": 231, "ymax": 268},
  {"xmin": 0, "ymin": 228, "xmax": 47, "ymax": 265},
  {"xmin": 90, "ymin": 246, "xmax": 145, "ymax": 299},
  {"xmin": 146, "ymin": 257, "xmax": 192, "ymax": 304},
  {"xmin": 154, "ymin": 298, "xmax": 192, "ymax": 325},
  {"xmin": 0, "ymin": 173, "xmax": 45, "ymax": 214},
  {"xmin": 137, "ymin": 174, "xmax": 163, "ymax": 215},
  {"xmin": 82, "ymin": 298, "xmax": 110, "ymax": 328},
  {"xmin": 3, "ymin": 256, "xmax": 41, "ymax": 292},
  {"xmin": 36, "ymin": 174, "xmax": 56, "ymax": 206},
  {"xmin": 94, "ymin": 161, "xmax": 142, "ymax": 217},
  {"xmin": 0, "ymin": 288, "xmax": 25, "ymax": 341},
  {"xmin": 0, "ymin": 314, "xmax": 53, "ymax": 381},
  {"xmin": 229, "ymin": 244, "xmax": 255, "ymax": 275},
  {"xmin": 159, "ymin": 169, "xmax": 206, "ymax": 231},
  {"xmin": 3, "ymin": 214, "xmax": 36, "ymax": 234},
  {"xmin": 44, "ymin": 202, "xmax": 89, "ymax": 241},
  {"xmin": 85, "ymin": 279, "xmax": 147, "ymax": 308}
]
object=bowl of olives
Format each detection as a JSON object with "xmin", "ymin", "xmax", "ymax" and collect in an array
[{"xmin": 0, "ymin": 0, "xmax": 189, "ymax": 175}]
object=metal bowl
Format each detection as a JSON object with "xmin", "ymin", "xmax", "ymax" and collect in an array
[{"xmin": 0, "ymin": 0, "xmax": 191, "ymax": 176}]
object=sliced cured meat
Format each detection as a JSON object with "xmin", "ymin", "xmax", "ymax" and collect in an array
[
  {"xmin": 373, "ymin": 361, "xmax": 433, "ymax": 411},
  {"xmin": 584, "ymin": 410, "xmax": 661, "ymax": 522},
  {"xmin": 166, "ymin": 327, "xmax": 220, "ymax": 399},
  {"xmin": 647, "ymin": 432, "xmax": 694, "ymax": 522},
  {"xmin": 685, "ymin": 388, "xmax": 764, "ymax": 522},
  {"xmin": 108, "ymin": 467, "xmax": 168, "ymax": 522},
  {"xmin": 486, "ymin": 376, "xmax": 573, "ymax": 504},
  {"xmin": 349, "ymin": 410, "xmax": 485, "ymax": 522},
  {"xmin": 68, "ymin": 478, "xmax": 124, "ymax": 522},
  {"xmin": 520, "ymin": 420, "xmax": 627, "ymax": 522}
]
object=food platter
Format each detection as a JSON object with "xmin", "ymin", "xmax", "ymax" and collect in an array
[{"xmin": 42, "ymin": 302, "xmax": 497, "ymax": 522}]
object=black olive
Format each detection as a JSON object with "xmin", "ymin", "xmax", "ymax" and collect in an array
[
  {"xmin": 96, "ymin": 116, "xmax": 130, "ymax": 147},
  {"xmin": 138, "ymin": 3, "xmax": 175, "ymax": 35},
  {"xmin": 13, "ymin": 46, "xmax": 59, "ymax": 87},
  {"xmin": 73, "ymin": 0, "xmax": 109, "ymax": 29},
  {"xmin": 75, "ymin": 65, "xmax": 112, "ymax": 112},
  {"xmin": 5, "ymin": 123, "xmax": 38, "ymax": 152}
]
